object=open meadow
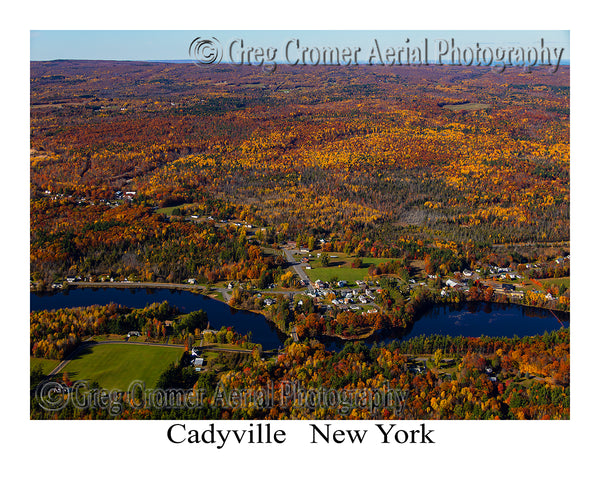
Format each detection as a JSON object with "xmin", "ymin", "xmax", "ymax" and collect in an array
[{"xmin": 64, "ymin": 343, "xmax": 183, "ymax": 390}]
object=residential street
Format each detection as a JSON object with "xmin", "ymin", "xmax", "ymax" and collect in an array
[{"xmin": 283, "ymin": 249, "xmax": 311, "ymax": 284}]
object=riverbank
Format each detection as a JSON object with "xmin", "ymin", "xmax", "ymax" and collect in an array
[{"xmin": 31, "ymin": 284, "xmax": 569, "ymax": 349}]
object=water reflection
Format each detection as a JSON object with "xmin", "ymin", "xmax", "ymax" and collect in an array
[{"xmin": 31, "ymin": 289, "xmax": 569, "ymax": 350}]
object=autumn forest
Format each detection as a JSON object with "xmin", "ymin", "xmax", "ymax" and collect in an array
[{"xmin": 30, "ymin": 59, "xmax": 569, "ymax": 420}]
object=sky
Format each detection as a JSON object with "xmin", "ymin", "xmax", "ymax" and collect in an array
[{"xmin": 30, "ymin": 30, "xmax": 570, "ymax": 62}]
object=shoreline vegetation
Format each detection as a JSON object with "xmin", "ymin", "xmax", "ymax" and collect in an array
[{"xmin": 31, "ymin": 280, "xmax": 569, "ymax": 346}]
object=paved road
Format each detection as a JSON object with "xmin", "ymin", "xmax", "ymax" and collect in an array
[
  {"xmin": 70, "ymin": 282, "xmax": 274, "ymax": 303},
  {"xmin": 284, "ymin": 249, "xmax": 311, "ymax": 284},
  {"xmin": 74, "ymin": 281, "xmax": 206, "ymax": 291},
  {"xmin": 214, "ymin": 287, "xmax": 232, "ymax": 302},
  {"xmin": 196, "ymin": 346, "xmax": 253, "ymax": 355}
]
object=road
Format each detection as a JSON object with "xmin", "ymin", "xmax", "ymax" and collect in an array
[
  {"xmin": 69, "ymin": 281, "xmax": 236, "ymax": 301},
  {"xmin": 284, "ymin": 249, "xmax": 311, "ymax": 284},
  {"xmin": 75, "ymin": 281, "xmax": 205, "ymax": 290},
  {"xmin": 195, "ymin": 346, "xmax": 253, "ymax": 355}
]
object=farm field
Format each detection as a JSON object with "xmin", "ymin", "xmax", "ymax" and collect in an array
[
  {"xmin": 442, "ymin": 102, "xmax": 490, "ymax": 111},
  {"xmin": 64, "ymin": 343, "xmax": 183, "ymax": 390},
  {"xmin": 303, "ymin": 255, "xmax": 395, "ymax": 283},
  {"xmin": 30, "ymin": 357, "xmax": 60, "ymax": 375},
  {"xmin": 520, "ymin": 276, "xmax": 570, "ymax": 292},
  {"xmin": 541, "ymin": 277, "xmax": 570, "ymax": 289}
]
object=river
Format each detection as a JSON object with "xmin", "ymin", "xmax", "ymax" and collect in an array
[{"xmin": 30, "ymin": 287, "xmax": 569, "ymax": 350}]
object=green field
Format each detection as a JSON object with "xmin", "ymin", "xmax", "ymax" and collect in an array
[
  {"xmin": 304, "ymin": 255, "xmax": 395, "ymax": 283},
  {"xmin": 442, "ymin": 102, "xmax": 490, "ymax": 112},
  {"xmin": 521, "ymin": 276, "xmax": 570, "ymax": 292},
  {"xmin": 30, "ymin": 357, "xmax": 60, "ymax": 375},
  {"xmin": 64, "ymin": 343, "xmax": 183, "ymax": 390},
  {"xmin": 541, "ymin": 277, "xmax": 570, "ymax": 289},
  {"xmin": 155, "ymin": 203, "xmax": 195, "ymax": 216}
]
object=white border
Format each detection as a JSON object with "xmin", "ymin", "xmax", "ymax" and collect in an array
[{"xmin": 5, "ymin": 1, "xmax": 597, "ymax": 478}]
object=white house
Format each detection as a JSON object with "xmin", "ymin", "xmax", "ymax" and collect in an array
[{"xmin": 193, "ymin": 358, "xmax": 204, "ymax": 371}]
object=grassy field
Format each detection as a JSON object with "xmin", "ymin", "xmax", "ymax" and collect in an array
[
  {"xmin": 541, "ymin": 277, "xmax": 570, "ymax": 289},
  {"xmin": 30, "ymin": 357, "xmax": 60, "ymax": 375},
  {"xmin": 520, "ymin": 276, "xmax": 570, "ymax": 292},
  {"xmin": 64, "ymin": 343, "xmax": 183, "ymax": 390},
  {"xmin": 155, "ymin": 203, "xmax": 195, "ymax": 216},
  {"xmin": 304, "ymin": 255, "xmax": 395, "ymax": 283},
  {"xmin": 442, "ymin": 102, "xmax": 490, "ymax": 112}
]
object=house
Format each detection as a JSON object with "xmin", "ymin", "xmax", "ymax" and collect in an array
[
  {"xmin": 66, "ymin": 276, "xmax": 77, "ymax": 283},
  {"xmin": 187, "ymin": 278, "xmax": 197, "ymax": 284},
  {"xmin": 502, "ymin": 283, "xmax": 516, "ymax": 291},
  {"xmin": 445, "ymin": 279, "xmax": 459, "ymax": 288},
  {"xmin": 462, "ymin": 270, "xmax": 473, "ymax": 277},
  {"xmin": 193, "ymin": 358, "xmax": 204, "ymax": 371}
]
